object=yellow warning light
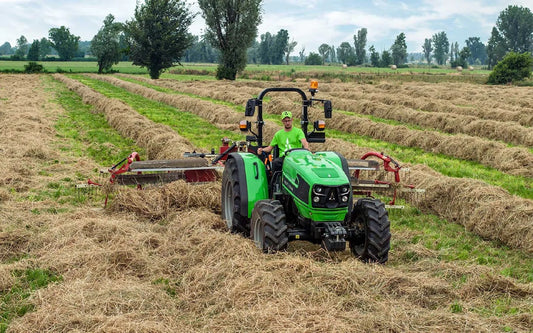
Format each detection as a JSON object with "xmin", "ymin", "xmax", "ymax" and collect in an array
[
  {"xmin": 239, "ymin": 120, "xmax": 249, "ymax": 131},
  {"xmin": 310, "ymin": 80, "xmax": 319, "ymax": 90},
  {"xmin": 317, "ymin": 120, "xmax": 325, "ymax": 130}
]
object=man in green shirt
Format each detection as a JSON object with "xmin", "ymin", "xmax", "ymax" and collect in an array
[{"xmin": 257, "ymin": 111, "xmax": 309, "ymax": 172}]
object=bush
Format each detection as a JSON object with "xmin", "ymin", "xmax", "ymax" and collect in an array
[
  {"xmin": 24, "ymin": 62, "xmax": 44, "ymax": 73},
  {"xmin": 305, "ymin": 53, "xmax": 324, "ymax": 65},
  {"xmin": 487, "ymin": 52, "xmax": 532, "ymax": 84}
]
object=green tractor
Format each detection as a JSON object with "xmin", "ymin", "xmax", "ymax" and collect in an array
[{"xmin": 221, "ymin": 82, "xmax": 391, "ymax": 263}]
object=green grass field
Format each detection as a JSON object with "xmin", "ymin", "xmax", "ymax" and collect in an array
[{"xmin": 0, "ymin": 60, "xmax": 493, "ymax": 81}]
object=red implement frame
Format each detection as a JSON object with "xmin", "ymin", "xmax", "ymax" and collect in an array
[{"xmin": 353, "ymin": 151, "xmax": 415, "ymax": 205}]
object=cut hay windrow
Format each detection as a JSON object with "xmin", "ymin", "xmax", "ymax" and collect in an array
[
  {"xmin": 109, "ymin": 180, "xmax": 221, "ymax": 220},
  {"xmin": 2, "ymin": 74, "xmax": 532, "ymax": 332},
  {"xmin": 11, "ymin": 207, "xmax": 531, "ymax": 332},
  {"xmin": 268, "ymin": 98, "xmax": 533, "ymax": 178},
  {"xmin": 85, "ymin": 74, "xmax": 282, "ymax": 140},
  {"xmin": 53, "ymin": 74, "xmax": 195, "ymax": 160},
  {"xmin": 310, "ymin": 138, "xmax": 533, "ymax": 254},
  {"xmin": 155, "ymin": 77, "xmax": 533, "ymax": 127},
  {"xmin": 116, "ymin": 73, "xmax": 256, "ymax": 106},
  {"xmin": 325, "ymin": 82, "xmax": 533, "ymax": 127},
  {"xmin": 0, "ymin": 75, "xmax": 533, "ymax": 332},
  {"xmin": 63, "ymin": 74, "xmax": 533, "ymax": 251},
  {"xmin": 118, "ymin": 76, "xmax": 533, "ymax": 140},
  {"xmin": 322, "ymin": 94, "xmax": 533, "ymax": 147},
  {"xmin": 323, "ymin": 80, "xmax": 533, "ymax": 113}
]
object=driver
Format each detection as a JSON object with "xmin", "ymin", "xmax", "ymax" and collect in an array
[{"xmin": 257, "ymin": 111, "xmax": 309, "ymax": 172}]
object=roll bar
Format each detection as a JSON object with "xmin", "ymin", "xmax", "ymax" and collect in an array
[{"xmin": 244, "ymin": 86, "xmax": 332, "ymax": 146}]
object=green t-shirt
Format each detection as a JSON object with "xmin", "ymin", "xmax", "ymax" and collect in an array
[{"xmin": 270, "ymin": 127, "xmax": 305, "ymax": 157}]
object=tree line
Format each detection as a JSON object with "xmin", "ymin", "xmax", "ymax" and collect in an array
[{"xmin": 0, "ymin": 1, "xmax": 531, "ymax": 80}]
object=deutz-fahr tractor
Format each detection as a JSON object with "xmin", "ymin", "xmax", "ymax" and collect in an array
[{"xmin": 221, "ymin": 82, "xmax": 391, "ymax": 263}]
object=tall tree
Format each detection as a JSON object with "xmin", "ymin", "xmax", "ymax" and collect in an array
[
  {"xmin": 329, "ymin": 44, "xmax": 336, "ymax": 63},
  {"xmin": 185, "ymin": 35, "xmax": 220, "ymax": 63},
  {"xmin": 27, "ymin": 40, "xmax": 40, "ymax": 61},
  {"xmin": 0, "ymin": 42, "xmax": 12, "ymax": 55},
  {"xmin": 465, "ymin": 37, "xmax": 487, "ymax": 65},
  {"xmin": 15, "ymin": 35, "xmax": 28, "ymax": 59},
  {"xmin": 369, "ymin": 45, "xmax": 380, "ymax": 67},
  {"xmin": 432, "ymin": 31, "xmax": 449, "ymax": 65},
  {"xmin": 391, "ymin": 32, "xmax": 407, "ymax": 66},
  {"xmin": 496, "ymin": 5, "xmax": 533, "ymax": 53},
  {"xmin": 199, "ymin": 0, "xmax": 262, "ymax": 80},
  {"xmin": 271, "ymin": 29, "xmax": 288, "ymax": 65},
  {"xmin": 48, "ymin": 26, "xmax": 80, "ymax": 61},
  {"xmin": 487, "ymin": 27, "xmax": 507, "ymax": 69},
  {"xmin": 258, "ymin": 32, "xmax": 274, "ymax": 64},
  {"xmin": 318, "ymin": 44, "xmax": 331, "ymax": 63},
  {"xmin": 298, "ymin": 47, "xmax": 305, "ymax": 63},
  {"xmin": 353, "ymin": 28, "xmax": 367, "ymax": 65},
  {"xmin": 91, "ymin": 14, "xmax": 123, "ymax": 73},
  {"xmin": 380, "ymin": 50, "xmax": 392, "ymax": 67},
  {"xmin": 457, "ymin": 47, "xmax": 471, "ymax": 68},
  {"xmin": 39, "ymin": 38, "xmax": 51, "ymax": 59},
  {"xmin": 422, "ymin": 38, "xmax": 433, "ymax": 65},
  {"xmin": 336, "ymin": 42, "xmax": 353, "ymax": 65},
  {"xmin": 126, "ymin": 0, "xmax": 194, "ymax": 79},
  {"xmin": 284, "ymin": 39, "xmax": 297, "ymax": 65}
]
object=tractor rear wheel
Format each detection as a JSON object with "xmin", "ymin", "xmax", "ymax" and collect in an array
[
  {"xmin": 348, "ymin": 198, "xmax": 390, "ymax": 263},
  {"xmin": 251, "ymin": 200, "xmax": 288, "ymax": 252},
  {"xmin": 221, "ymin": 157, "xmax": 249, "ymax": 235}
]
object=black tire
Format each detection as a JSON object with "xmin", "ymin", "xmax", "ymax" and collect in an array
[
  {"xmin": 251, "ymin": 200, "xmax": 288, "ymax": 252},
  {"xmin": 221, "ymin": 157, "xmax": 249, "ymax": 235},
  {"xmin": 348, "ymin": 198, "xmax": 391, "ymax": 264}
]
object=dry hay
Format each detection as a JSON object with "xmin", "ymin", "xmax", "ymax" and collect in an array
[
  {"xmin": 1, "ymin": 74, "xmax": 531, "ymax": 332},
  {"xmin": 116, "ymin": 73, "xmax": 256, "ymax": 106},
  {"xmin": 267, "ymin": 97, "xmax": 533, "ymax": 177},
  {"xmin": 324, "ymin": 94, "xmax": 533, "ymax": 147},
  {"xmin": 109, "ymin": 180, "xmax": 221, "ymax": 220},
  {"xmin": 10, "ymin": 206, "xmax": 530, "ymax": 332},
  {"xmin": 87, "ymin": 74, "xmax": 282, "ymax": 141},
  {"xmin": 408, "ymin": 164, "xmax": 533, "ymax": 253},
  {"xmin": 76, "ymin": 75, "xmax": 533, "ymax": 252},
  {"xmin": 53, "ymin": 74, "xmax": 196, "ymax": 160}
]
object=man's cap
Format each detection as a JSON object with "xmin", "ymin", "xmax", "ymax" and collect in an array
[{"xmin": 281, "ymin": 111, "xmax": 292, "ymax": 119}]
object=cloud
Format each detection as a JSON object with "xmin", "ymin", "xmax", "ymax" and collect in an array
[{"xmin": 1, "ymin": 0, "xmax": 530, "ymax": 54}]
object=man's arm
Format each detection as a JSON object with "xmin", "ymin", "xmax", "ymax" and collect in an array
[
  {"xmin": 301, "ymin": 138, "xmax": 309, "ymax": 150},
  {"xmin": 257, "ymin": 145, "xmax": 273, "ymax": 155}
]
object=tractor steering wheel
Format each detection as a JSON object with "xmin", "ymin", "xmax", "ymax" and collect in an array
[{"xmin": 285, "ymin": 148, "xmax": 308, "ymax": 155}]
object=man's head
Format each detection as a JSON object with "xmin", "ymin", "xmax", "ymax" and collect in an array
[{"xmin": 281, "ymin": 111, "xmax": 293, "ymax": 130}]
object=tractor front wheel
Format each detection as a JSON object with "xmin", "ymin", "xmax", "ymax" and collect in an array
[
  {"xmin": 251, "ymin": 200, "xmax": 288, "ymax": 252},
  {"xmin": 348, "ymin": 198, "xmax": 391, "ymax": 263},
  {"xmin": 221, "ymin": 157, "xmax": 249, "ymax": 235}
]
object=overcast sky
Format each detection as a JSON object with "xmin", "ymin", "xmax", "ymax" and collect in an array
[{"xmin": 0, "ymin": 0, "xmax": 532, "ymax": 54}]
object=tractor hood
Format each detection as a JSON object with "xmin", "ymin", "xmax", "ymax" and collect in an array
[
  {"xmin": 282, "ymin": 150, "xmax": 351, "ymax": 221},
  {"xmin": 283, "ymin": 149, "xmax": 349, "ymax": 186}
]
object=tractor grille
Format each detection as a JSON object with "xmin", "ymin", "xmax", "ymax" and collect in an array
[{"xmin": 311, "ymin": 184, "xmax": 351, "ymax": 208}]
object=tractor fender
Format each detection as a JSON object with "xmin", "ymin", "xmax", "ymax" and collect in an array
[{"xmin": 227, "ymin": 153, "xmax": 269, "ymax": 218}]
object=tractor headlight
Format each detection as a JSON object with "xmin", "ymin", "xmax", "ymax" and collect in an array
[
  {"xmin": 313, "ymin": 196, "xmax": 320, "ymax": 203},
  {"xmin": 314, "ymin": 186, "xmax": 323, "ymax": 194},
  {"xmin": 341, "ymin": 195, "xmax": 348, "ymax": 203}
]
